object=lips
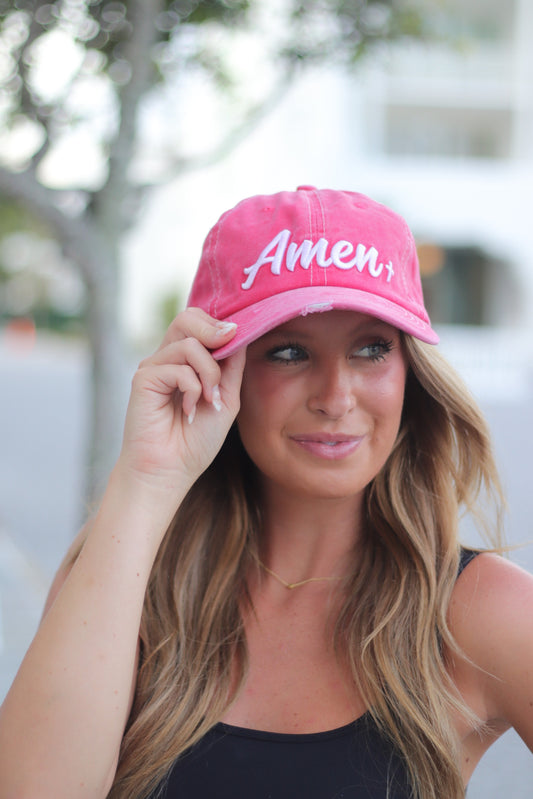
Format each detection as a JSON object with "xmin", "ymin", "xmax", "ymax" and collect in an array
[{"xmin": 290, "ymin": 432, "xmax": 363, "ymax": 460}]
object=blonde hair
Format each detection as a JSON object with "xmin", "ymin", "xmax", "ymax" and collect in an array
[{"xmin": 108, "ymin": 335, "xmax": 503, "ymax": 799}]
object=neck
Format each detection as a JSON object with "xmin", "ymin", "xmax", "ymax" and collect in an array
[{"xmin": 257, "ymin": 481, "xmax": 364, "ymax": 586}]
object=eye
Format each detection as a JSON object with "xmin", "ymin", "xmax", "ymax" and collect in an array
[
  {"xmin": 354, "ymin": 338, "xmax": 394, "ymax": 362},
  {"xmin": 266, "ymin": 343, "xmax": 308, "ymax": 364}
]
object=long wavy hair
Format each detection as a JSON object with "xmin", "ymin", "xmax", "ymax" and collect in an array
[{"xmin": 107, "ymin": 335, "xmax": 504, "ymax": 799}]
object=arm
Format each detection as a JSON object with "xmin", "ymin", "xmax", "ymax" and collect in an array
[
  {"xmin": 0, "ymin": 310, "xmax": 245, "ymax": 799},
  {"xmin": 40, "ymin": 524, "xmax": 91, "ymax": 619},
  {"xmin": 448, "ymin": 552, "xmax": 533, "ymax": 751}
]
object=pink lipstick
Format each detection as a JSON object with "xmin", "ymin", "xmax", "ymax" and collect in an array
[{"xmin": 290, "ymin": 433, "xmax": 363, "ymax": 460}]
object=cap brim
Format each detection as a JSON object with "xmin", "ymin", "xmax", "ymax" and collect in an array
[{"xmin": 211, "ymin": 286, "xmax": 439, "ymax": 360}]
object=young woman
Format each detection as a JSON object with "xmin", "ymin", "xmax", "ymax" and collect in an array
[{"xmin": 1, "ymin": 187, "xmax": 532, "ymax": 799}]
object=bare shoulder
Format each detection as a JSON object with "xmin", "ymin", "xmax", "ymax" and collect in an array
[
  {"xmin": 448, "ymin": 551, "xmax": 533, "ymax": 749},
  {"xmin": 449, "ymin": 551, "xmax": 533, "ymax": 647}
]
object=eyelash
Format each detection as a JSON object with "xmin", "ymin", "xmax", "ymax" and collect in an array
[
  {"xmin": 360, "ymin": 338, "xmax": 394, "ymax": 362},
  {"xmin": 266, "ymin": 338, "xmax": 394, "ymax": 364},
  {"xmin": 266, "ymin": 342, "xmax": 307, "ymax": 364}
]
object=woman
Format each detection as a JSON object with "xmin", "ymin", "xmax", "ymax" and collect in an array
[{"xmin": 1, "ymin": 187, "xmax": 532, "ymax": 799}]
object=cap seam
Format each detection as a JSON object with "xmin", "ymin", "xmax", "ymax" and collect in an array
[
  {"xmin": 303, "ymin": 190, "xmax": 315, "ymax": 287},
  {"xmin": 315, "ymin": 189, "xmax": 328, "ymax": 288}
]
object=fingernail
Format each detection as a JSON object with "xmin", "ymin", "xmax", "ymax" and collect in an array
[
  {"xmin": 215, "ymin": 321, "xmax": 237, "ymax": 337},
  {"xmin": 212, "ymin": 385, "xmax": 222, "ymax": 412},
  {"xmin": 188, "ymin": 406, "xmax": 196, "ymax": 425}
]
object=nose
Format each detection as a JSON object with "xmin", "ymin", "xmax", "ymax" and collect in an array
[{"xmin": 307, "ymin": 358, "xmax": 356, "ymax": 419}]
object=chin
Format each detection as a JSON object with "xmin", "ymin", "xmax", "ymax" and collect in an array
[{"xmin": 263, "ymin": 471, "xmax": 369, "ymax": 504}]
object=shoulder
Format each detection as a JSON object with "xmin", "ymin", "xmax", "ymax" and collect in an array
[
  {"xmin": 449, "ymin": 551, "xmax": 533, "ymax": 646},
  {"xmin": 448, "ymin": 551, "xmax": 533, "ymax": 748}
]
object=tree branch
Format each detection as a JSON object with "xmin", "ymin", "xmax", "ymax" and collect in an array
[
  {"xmin": 0, "ymin": 165, "xmax": 107, "ymax": 288},
  {"xmin": 96, "ymin": 0, "xmax": 165, "ymax": 232}
]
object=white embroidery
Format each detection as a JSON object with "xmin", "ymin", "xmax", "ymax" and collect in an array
[
  {"xmin": 241, "ymin": 229, "xmax": 395, "ymax": 290},
  {"xmin": 300, "ymin": 302, "xmax": 333, "ymax": 316}
]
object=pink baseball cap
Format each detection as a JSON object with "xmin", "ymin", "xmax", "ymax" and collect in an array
[{"xmin": 188, "ymin": 186, "xmax": 438, "ymax": 359}]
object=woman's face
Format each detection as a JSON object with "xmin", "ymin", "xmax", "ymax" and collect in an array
[{"xmin": 237, "ymin": 310, "xmax": 408, "ymax": 503}]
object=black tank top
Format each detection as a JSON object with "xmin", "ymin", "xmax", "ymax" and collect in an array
[{"xmin": 150, "ymin": 549, "xmax": 479, "ymax": 799}]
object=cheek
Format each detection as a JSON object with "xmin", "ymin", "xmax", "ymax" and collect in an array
[
  {"xmin": 368, "ymin": 368, "xmax": 407, "ymax": 434},
  {"xmin": 238, "ymin": 368, "xmax": 271, "ymax": 431},
  {"xmin": 237, "ymin": 367, "xmax": 305, "ymax": 476},
  {"xmin": 237, "ymin": 369, "xmax": 278, "ymax": 455},
  {"xmin": 239, "ymin": 364, "xmax": 299, "ymax": 427},
  {"xmin": 236, "ymin": 401, "xmax": 279, "ymax": 482},
  {"xmin": 382, "ymin": 379, "xmax": 406, "ymax": 418}
]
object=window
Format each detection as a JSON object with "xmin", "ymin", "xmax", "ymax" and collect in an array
[
  {"xmin": 418, "ymin": 243, "xmax": 517, "ymax": 326},
  {"xmin": 385, "ymin": 105, "xmax": 512, "ymax": 159}
]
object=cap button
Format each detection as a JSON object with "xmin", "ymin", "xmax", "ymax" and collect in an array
[{"xmin": 296, "ymin": 185, "xmax": 316, "ymax": 191}]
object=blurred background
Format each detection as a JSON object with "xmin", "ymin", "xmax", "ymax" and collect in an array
[{"xmin": 0, "ymin": 1, "xmax": 532, "ymax": 795}]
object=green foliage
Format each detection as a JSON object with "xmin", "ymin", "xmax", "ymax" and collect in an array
[
  {"xmin": 0, "ymin": 199, "xmax": 85, "ymax": 333},
  {"xmin": 182, "ymin": 0, "xmax": 249, "ymax": 25},
  {"xmin": 0, "ymin": 0, "xmax": 432, "ymax": 110},
  {"xmin": 157, "ymin": 287, "xmax": 184, "ymax": 333},
  {"xmin": 280, "ymin": 0, "xmax": 434, "ymax": 64},
  {"xmin": 0, "ymin": 198, "xmax": 45, "ymax": 237},
  {"xmin": 0, "ymin": 0, "xmax": 251, "ymax": 81}
]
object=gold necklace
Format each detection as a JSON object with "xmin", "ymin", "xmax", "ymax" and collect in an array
[{"xmin": 256, "ymin": 558, "xmax": 343, "ymax": 590}]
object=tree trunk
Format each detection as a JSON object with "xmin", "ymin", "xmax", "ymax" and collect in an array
[{"xmin": 83, "ymin": 247, "xmax": 130, "ymax": 507}]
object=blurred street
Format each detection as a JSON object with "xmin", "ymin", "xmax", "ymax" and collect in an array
[{"xmin": 0, "ymin": 330, "xmax": 532, "ymax": 797}]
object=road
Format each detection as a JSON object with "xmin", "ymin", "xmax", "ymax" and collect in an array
[{"xmin": 0, "ymin": 330, "xmax": 532, "ymax": 797}]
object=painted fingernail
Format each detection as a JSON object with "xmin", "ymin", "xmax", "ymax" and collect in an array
[
  {"xmin": 187, "ymin": 406, "xmax": 196, "ymax": 425},
  {"xmin": 215, "ymin": 321, "xmax": 237, "ymax": 337},
  {"xmin": 212, "ymin": 385, "xmax": 222, "ymax": 412}
]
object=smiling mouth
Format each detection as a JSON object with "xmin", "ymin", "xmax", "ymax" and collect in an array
[
  {"xmin": 290, "ymin": 434, "xmax": 363, "ymax": 460},
  {"xmin": 307, "ymin": 440, "xmax": 351, "ymax": 446},
  {"xmin": 292, "ymin": 434, "xmax": 361, "ymax": 444}
]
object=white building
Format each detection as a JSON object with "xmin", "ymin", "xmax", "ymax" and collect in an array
[{"xmin": 354, "ymin": 0, "xmax": 533, "ymax": 330}]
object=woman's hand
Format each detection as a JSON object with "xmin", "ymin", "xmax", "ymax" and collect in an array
[{"xmin": 118, "ymin": 307, "xmax": 246, "ymax": 492}]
